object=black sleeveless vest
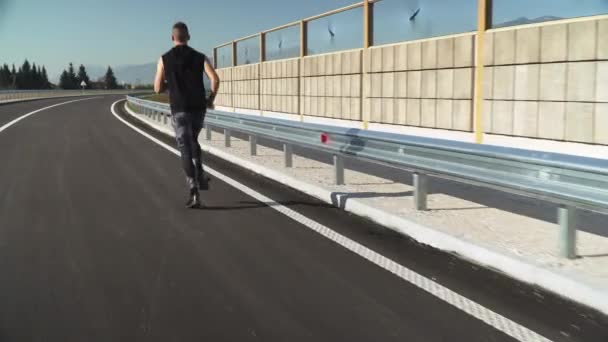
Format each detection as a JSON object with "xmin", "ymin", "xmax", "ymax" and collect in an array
[{"xmin": 162, "ymin": 45, "xmax": 206, "ymax": 113}]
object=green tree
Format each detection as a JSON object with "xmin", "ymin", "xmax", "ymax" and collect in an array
[
  {"xmin": 17, "ymin": 59, "xmax": 31, "ymax": 89},
  {"xmin": 76, "ymin": 64, "xmax": 90, "ymax": 89},
  {"xmin": 58, "ymin": 63, "xmax": 79, "ymax": 89},
  {"xmin": 0, "ymin": 64, "xmax": 10, "ymax": 89},
  {"xmin": 41, "ymin": 66, "xmax": 50, "ymax": 89},
  {"xmin": 31, "ymin": 63, "xmax": 40, "ymax": 89},
  {"xmin": 59, "ymin": 70, "xmax": 70, "ymax": 89},
  {"xmin": 67, "ymin": 63, "xmax": 77, "ymax": 89},
  {"xmin": 104, "ymin": 66, "xmax": 118, "ymax": 89},
  {"xmin": 10, "ymin": 64, "xmax": 17, "ymax": 88}
]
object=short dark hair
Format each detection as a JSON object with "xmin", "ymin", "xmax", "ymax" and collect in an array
[{"xmin": 172, "ymin": 22, "xmax": 190, "ymax": 42}]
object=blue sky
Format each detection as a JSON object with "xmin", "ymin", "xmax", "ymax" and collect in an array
[
  {"xmin": 0, "ymin": 0, "xmax": 358, "ymax": 77},
  {"xmin": 1, "ymin": 0, "xmax": 607, "ymax": 79}
]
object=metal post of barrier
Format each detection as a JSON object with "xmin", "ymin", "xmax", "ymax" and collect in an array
[
  {"xmin": 206, "ymin": 125, "xmax": 212, "ymax": 140},
  {"xmin": 250, "ymin": 135, "xmax": 257, "ymax": 156},
  {"xmin": 413, "ymin": 173, "xmax": 429, "ymax": 211},
  {"xmin": 284, "ymin": 144, "xmax": 293, "ymax": 167},
  {"xmin": 559, "ymin": 206, "xmax": 577, "ymax": 259},
  {"xmin": 334, "ymin": 155, "xmax": 345, "ymax": 185},
  {"xmin": 224, "ymin": 129, "xmax": 231, "ymax": 147}
]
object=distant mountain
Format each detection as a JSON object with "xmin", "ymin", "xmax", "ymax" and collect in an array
[
  {"xmin": 113, "ymin": 63, "xmax": 156, "ymax": 85},
  {"xmin": 493, "ymin": 16, "xmax": 562, "ymax": 28},
  {"xmin": 82, "ymin": 65, "xmax": 107, "ymax": 80}
]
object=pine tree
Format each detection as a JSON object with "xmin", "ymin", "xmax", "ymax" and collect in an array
[
  {"xmin": 76, "ymin": 64, "xmax": 90, "ymax": 89},
  {"xmin": 41, "ymin": 66, "xmax": 49, "ymax": 89},
  {"xmin": 22, "ymin": 60, "xmax": 32, "ymax": 89},
  {"xmin": 16, "ymin": 60, "xmax": 30, "ymax": 89},
  {"xmin": 104, "ymin": 66, "xmax": 118, "ymax": 89},
  {"xmin": 0, "ymin": 64, "xmax": 9, "ymax": 89},
  {"xmin": 31, "ymin": 63, "xmax": 39, "ymax": 89},
  {"xmin": 67, "ymin": 63, "xmax": 77, "ymax": 89},
  {"xmin": 59, "ymin": 70, "xmax": 70, "ymax": 89},
  {"xmin": 10, "ymin": 64, "xmax": 17, "ymax": 88}
]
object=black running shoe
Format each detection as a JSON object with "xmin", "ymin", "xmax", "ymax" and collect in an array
[{"xmin": 186, "ymin": 189, "xmax": 202, "ymax": 209}]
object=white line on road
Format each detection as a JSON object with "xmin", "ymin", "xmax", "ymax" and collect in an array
[
  {"xmin": 0, "ymin": 97, "xmax": 100, "ymax": 134},
  {"xmin": 111, "ymin": 100, "xmax": 554, "ymax": 342}
]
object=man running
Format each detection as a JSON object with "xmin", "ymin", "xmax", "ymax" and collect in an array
[{"xmin": 154, "ymin": 22, "xmax": 220, "ymax": 208}]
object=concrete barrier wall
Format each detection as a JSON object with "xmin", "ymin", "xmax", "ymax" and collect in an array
[
  {"xmin": 232, "ymin": 64, "xmax": 259, "ymax": 110},
  {"xmin": 261, "ymin": 59, "xmax": 299, "ymax": 114},
  {"xmin": 363, "ymin": 33, "xmax": 475, "ymax": 131},
  {"xmin": 300, "ymin": 50, "xmax": 362, "ymax": 121},
  {"xmin": 213, "ymin": 15, "xmax": 608, "ymax": 145},
  {"xmin": 216, "ymin": 68, "xmax": 232, "ymax": 107},
  {"xmin": 483, "ymin": 17, "xmax": 608, "ymax": 144}
]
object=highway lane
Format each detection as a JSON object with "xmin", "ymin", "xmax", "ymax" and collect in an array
[
  {"xmin": 0, "ymin": 96, "xmax": 605, "ymax": 341},
  {"xmin": 0, "ymin": 97, "xmax": 96, "ymax": 127}
]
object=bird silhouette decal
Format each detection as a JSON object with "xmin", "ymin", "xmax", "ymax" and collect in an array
[
  {"xmin": 278, "ymin": 40, "xmax": 283, "ymax": 49},
  {"xmin": 410, "ymin": 8, "xmax": 421, "ymax": 21},
  {"xmin": 328, "ymin": 25, "xmax": 335, "ymax": 38}
]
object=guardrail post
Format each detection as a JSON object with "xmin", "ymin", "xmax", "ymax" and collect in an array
[
  {"xmin": 205, "ymin": 124, "xmax": 212, "ymax": 140},
  {"xmin": 413, "ymin": 172, "xmax": 429, "ymax": 211},
  {"xmin": 334, "ymin": 155, "xmax": 345, "ymax": 185},
  {"xmin": 558, "ymin": 206, "xmax": 577, "ymax": 259},
  {"xmin": 224, "ymin": 129, "xmax": 231, "ymax": 147},
  {"xmin": 284, "ymin": 144, "xmax": 293, "ymax": 167},
  {"xmin": 250, "ymin": 135, "xmax": 257, "ymax": 156}
]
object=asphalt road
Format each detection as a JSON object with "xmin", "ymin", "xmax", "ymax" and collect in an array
[{"xmin": 0, "ymin": 96, "xmax": 606, "ymax": 341}]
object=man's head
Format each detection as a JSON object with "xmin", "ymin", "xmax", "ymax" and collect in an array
[{"xmin": 172, "ymin": 22, "xmax": 190, "ymax": 45}]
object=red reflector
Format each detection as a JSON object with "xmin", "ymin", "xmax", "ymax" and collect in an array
[{"xmin": 321, "ymin": 133, "xmax": 330, "ymax": 144}]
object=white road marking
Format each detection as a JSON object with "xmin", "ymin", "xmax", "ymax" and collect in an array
[
  {"xmin": 0, "ymin": 97, "xmax": 100, "ymax": 134},
  {"xmin": 111, "ymin": 100, "xmax": 553, "ymax": 342}
]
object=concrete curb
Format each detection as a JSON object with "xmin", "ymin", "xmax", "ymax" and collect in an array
[{"xmin": 124, "ymin": 102, "xmax": 608, "ymax": 315}]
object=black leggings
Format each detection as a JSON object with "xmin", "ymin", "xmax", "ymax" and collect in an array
[{"xmin": 171, "ymin": 111, "xmax": 204, "ymax": 190}]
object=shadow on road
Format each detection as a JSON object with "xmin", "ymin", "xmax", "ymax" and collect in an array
[{"xmin": 330, "ymin": 191, "xmax": 413, "ymax": 210}]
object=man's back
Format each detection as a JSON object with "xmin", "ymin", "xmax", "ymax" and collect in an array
[
  {"xmin": 154, "ymin": 21, "xmax": 220, "ymax": 208},
  {"xmin": 162, "ymin": 45, "xmax": 206, "ymax": 113}
]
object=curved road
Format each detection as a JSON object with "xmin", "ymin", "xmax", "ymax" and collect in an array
[{"xmin": 0, "ymin": 96, "xmax": 606, "ymax": 341}]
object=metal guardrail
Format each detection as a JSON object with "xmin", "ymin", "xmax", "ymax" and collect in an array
[
  {"xmin": 127, "ymin": 95, "xmax": 608, "ymax": 259},
  {"xmin": 0, "ymin": 89, "xmax": 148, "ymax": 103}
]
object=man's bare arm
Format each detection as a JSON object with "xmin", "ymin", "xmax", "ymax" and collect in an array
[
  {"xmin": 154, "ymin": 57, "xmax": 166, "ymax": 94},
  {"xmin": 204, "ymin": 56, "xmax": 220, "ymax": 108}
]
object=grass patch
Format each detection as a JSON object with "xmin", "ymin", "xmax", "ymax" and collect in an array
[
  {"xmin": 143, "ymin": 93, "xmax": 170, "ymax": 103},
  {"xmin": 126, "ymin": 102, "xmax": 139, "ymax": 113}
]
